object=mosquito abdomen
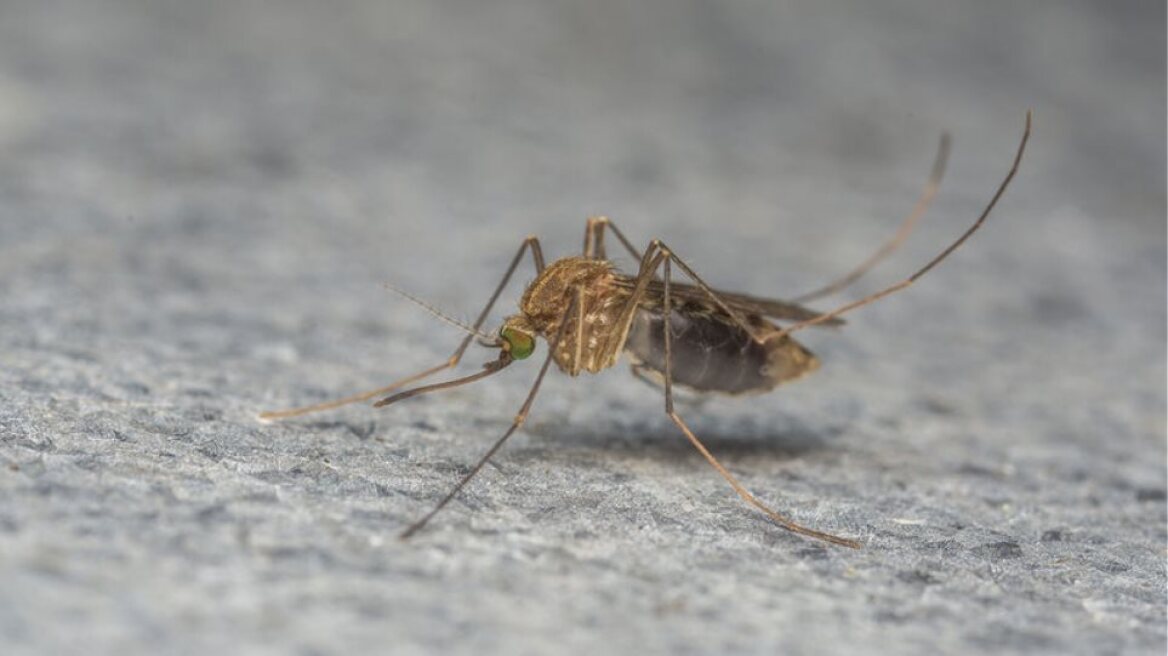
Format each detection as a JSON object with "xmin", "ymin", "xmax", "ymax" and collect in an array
[{"xmin": 624, "ymin": 308, "xmax": 819, "ymax": 394}]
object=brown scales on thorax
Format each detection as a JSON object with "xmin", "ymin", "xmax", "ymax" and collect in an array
[
  {"xmin": 519, "ymin": 257, "xmax": 633, "ymax": 375},
  {"xmin": 519, "ymin": 256, "xmax": 820, "ymax": 388}
]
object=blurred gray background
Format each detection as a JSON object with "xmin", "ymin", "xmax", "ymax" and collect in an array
[{"xmin": 0, "ymin": 1, "xmax": 1164, "ymax": 654}]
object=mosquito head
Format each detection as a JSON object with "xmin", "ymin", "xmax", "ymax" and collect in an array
[{"xmin": 499, "ymin": 316, "xmax": 536, "ymax": 360}]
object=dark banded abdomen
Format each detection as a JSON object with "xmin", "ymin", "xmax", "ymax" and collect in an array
[{"xmin": 624, "ymin": 307, "xmax": 819, "ymax": 395}]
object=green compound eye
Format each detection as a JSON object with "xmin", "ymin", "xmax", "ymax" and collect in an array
[{"xmin": 501, "ymin": 327, "xmax": 535, "ymax": 360}]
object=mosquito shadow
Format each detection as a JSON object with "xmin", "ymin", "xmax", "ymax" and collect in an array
[{"xmin": 525, "ymin": 416, "xmax": 843, "ymax": 464}]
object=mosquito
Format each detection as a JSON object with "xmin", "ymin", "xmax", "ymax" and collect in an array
[{"xmin": 260, "ymin": 113, "xmax": 1031, "ymax": 548}]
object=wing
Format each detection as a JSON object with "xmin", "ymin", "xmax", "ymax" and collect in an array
[{"xmin": 612, "ymin": 277, "xmax": 844, "ymax": 326}]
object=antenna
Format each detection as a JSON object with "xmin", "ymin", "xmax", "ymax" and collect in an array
[{"xmin": 383, "ymin": 283, "xmax": 497, "ymax": 342}]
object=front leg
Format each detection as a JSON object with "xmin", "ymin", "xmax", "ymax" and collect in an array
[{"xmin": 259, "ymin": 235, "xmax": 546, "ymax": 420}]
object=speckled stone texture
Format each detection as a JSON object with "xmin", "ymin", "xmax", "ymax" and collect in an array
[{"xmin": 0, "ymin": 1, "xmax": 1164, "ymax": 655}]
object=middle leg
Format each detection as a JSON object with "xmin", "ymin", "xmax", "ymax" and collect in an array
[
  {"xmin": 583, "ymin": 216, "xmax": 644, "ymax": 262},
  {"xmin": 659, "ymin": 250, "xmax": 861, "ymax": 548}
]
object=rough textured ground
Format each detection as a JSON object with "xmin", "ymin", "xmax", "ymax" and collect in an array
[{"xmin": 0, "ymin": 1, "xmax": 1164, "ymax": 655}]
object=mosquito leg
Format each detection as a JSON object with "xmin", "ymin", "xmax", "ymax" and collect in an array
[
  {"xmin": 583, "ymin": 216, "xmax": 605, "ymax": 259},
  {"xmin": 605, "ymin": 234, "xmax": 793, "ymax": 359},
  {"xmin": 571, "ymin": 286, "xmax": 586, "ymax": 375},
  {"xmin": 259, "ymin": 236, "xmax": 546, "ymax": 420},
  {"xmin": 792, "ymin": 133, "xmax": 951, "ymax": 303},
  {"xmin": 599, "ymin": 243, "xmax": 667, "ymax": 365},
  {"xmin": 599, "ymin": 237, "xmax": 727, "ymax": 366},
  {"xmin": 659, "ymin": 252, "xmax": 861, "ymax": 548},
  {"xmin": 602, "ymin": 237, "xmax": 758, "ymax": 365},
  {"xmin": 638, "ymin": 239, "xmax": 773, "ymax": 344},
  {"xmin": 400, "ymin": 295, "xmax": 580, "ymax": 538},
  {"xmin": 629, "ymin": 363, "xmax": 665, "ymax": 390},
  {"xmin": 772, "ymin": 111, "xmax": 1031, "ymax": 340},
  {"xmin": 260, "ymin": 361, "xmax": 462, "ymax": 421},
  {"xmin": 630, "ymin": 364, "xmax": 712, "ymax": 412},
  {"xmin": 583, "ymin": 216, "xmax": 644, "ymax": 262}
]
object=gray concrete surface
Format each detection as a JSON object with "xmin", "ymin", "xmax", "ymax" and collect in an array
[{"xmin": 0, "ymin": 1, "xmax": 1164, "ymax": 654}]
